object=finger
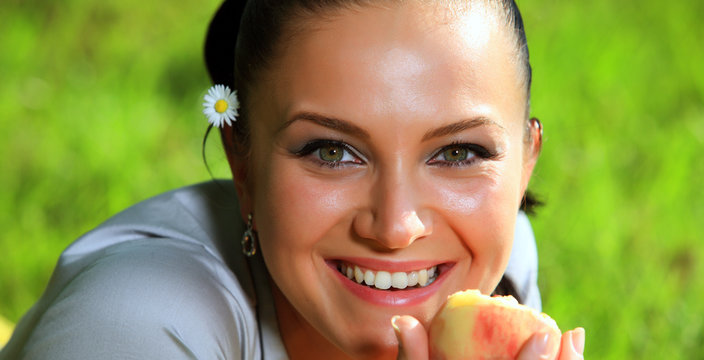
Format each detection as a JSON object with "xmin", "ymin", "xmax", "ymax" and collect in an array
[
  {"xmin": 516, "ymin": 331, "xmax": 560, "ymax": 360},
  {"xmin": 392, "ymin": 315, "xmax": 428, "ymax": 360},
  {"xmin": 557, "ymin": 328, "xmax": 585, "ymax": 360}
]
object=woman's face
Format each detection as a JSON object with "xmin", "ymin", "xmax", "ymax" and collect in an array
[{"xmin": 235, "ymin": 2, "xmax": 538, "ymax": 357}]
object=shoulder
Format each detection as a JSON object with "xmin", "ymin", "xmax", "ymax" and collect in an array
[
  {"xmin": 33, "ymin": 240, "xmax": 256, "ymax": 359},
  {"xmin": 57, "ymin": 180, "xmax": 247, "ymax": 294},
  {"xmin": 3, "ymin": 182, "xmax": 260, "ymax": 360}
]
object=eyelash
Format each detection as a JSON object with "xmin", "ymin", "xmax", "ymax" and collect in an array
[
  {"xmin": 294, "ymin": 139, "xmax": 496, "ymax": 169},
  {"xmin": 427, "ymin": 142, "xmax": 497, "ymax": 167},
  {"xmin": 294, "ymin": 139, "xmax": 364, "ymax": 168}
]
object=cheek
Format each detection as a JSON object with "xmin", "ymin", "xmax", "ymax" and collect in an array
[
  {"xmin": 433, "ymin": 160, "xmax": 523, "ymax": 291},
  {"xmin": 250, "ymin": 154, "xmax": 356, "ymax": 268}
]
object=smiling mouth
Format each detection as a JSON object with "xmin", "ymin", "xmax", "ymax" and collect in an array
[{"xmin": 336, "ymin": 262, "xmax": 439, "ymax": 291}]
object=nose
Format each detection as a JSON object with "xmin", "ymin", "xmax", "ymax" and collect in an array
[{"xmin": 353, "ymin": 170, "xmax": 433, "ymax": 250}]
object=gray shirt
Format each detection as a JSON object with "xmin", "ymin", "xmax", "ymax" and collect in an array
[{"xmin": 1, "ymin": 181, "xmax": 540, "ymax": 359}]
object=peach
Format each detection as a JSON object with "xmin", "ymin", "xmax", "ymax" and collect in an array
[{"xmin": 429, "ymin": 289, "xmax": 561, "ymax": 360}]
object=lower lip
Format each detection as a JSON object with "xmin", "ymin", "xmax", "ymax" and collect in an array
[{"xmin": 327, "ymin": 262, "xmax": 453, "ymax": 307}]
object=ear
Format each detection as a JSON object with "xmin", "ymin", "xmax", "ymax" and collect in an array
[
  {"xmin": 221, "ymin": 126, "xmax": 253, "ymax": 222},
  {"xmin": 520, "ymin": 117, "xmax": 543, "ymax": 195}
]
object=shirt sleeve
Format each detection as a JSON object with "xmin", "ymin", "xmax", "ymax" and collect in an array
[
  {"xmin": 505, "ymin": 211, "xmax": 542, "ymax": 311},
  {"xmin": 9, "ymin": 239, "xmax": 257, "ymax": 360}
]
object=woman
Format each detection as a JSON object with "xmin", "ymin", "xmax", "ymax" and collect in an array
[{"xmin": 1, "ymin": 0, "xmax": 585, "ymax": 359}]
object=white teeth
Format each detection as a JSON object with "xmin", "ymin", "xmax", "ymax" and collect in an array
[
  {"xmin": 391, "ymin": 272, "xmax": 408, "ymax": 289},
  {"xmin": 364, "ymin": 270, "xmax": 375, "ymax": 286},
  {"xmin": 407, "ymin": 271, "xmax": 418, "ymax": 287},
  {"xmin": 341, "ymin": 263, "xmax": 439, "ymax": 290},
  {"xmin": 418, "ymin": 269, "xmax": 428, "ymax": 286},
  {"xmin": 341, "ymin": 264, "xmax": 347, "ymax": 275},
  {"xmin": 354, "ymin": 266, "xmax": 364, "ymax": 283},
  {"xmin": 374, "ymin": 271, "xmax": 391, "ymax": 290}
]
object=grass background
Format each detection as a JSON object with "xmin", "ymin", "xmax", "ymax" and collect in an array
[{"xmin": 1, "ymin": 0, "xmax": 703, "ymax": 358}]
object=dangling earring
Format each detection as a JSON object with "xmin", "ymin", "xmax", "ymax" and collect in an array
[
  {"xmin": 530, "ymin": 117, "xmax": 543, "ymax": 151},
  {"xmin": 241, "ymin": 213, "xmax": 258, "ymax": 257}
]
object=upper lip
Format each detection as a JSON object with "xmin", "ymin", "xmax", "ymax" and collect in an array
[{"xmin": 329, "ymin": 257, "xmax": 448, "ymax": 272}]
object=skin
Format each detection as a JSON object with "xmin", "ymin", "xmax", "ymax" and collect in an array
[{"xmin": 225, "ymin": 2, "xmax": 584, "ymax": 359}]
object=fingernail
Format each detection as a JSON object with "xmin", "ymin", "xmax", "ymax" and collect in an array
[
  {"xmin": 572, "ymin": 327, "xmax": 585, "ymax": 354},
  {"xmin": 391, "ymin": 315, "xmax": 401, "ymax": 336},
  {"xmin": 391, "ymin": 315, "xmax": 404, "ymax": 353},
  {"xmin": 532, "ymin": 332, "xmax": 551, "ymax": 358}
]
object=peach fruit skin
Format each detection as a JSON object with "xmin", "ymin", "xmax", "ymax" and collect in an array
[{"xmin": 428, "ymin": 290, "xmax": 561, "ymax": 360}]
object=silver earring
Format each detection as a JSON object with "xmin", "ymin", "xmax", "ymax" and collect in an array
[{"xmin": 241, "ymin": 213, "xmax": 257, "ymax": 257}]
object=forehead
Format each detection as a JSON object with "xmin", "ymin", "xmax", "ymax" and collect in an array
[{"xmin": 257, "ymin": 1, "xmax": 524, "ymax": 131}]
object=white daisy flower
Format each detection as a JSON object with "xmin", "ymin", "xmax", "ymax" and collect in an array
[{"xmin": 203, "ymin": 84, "xmax": 239, "ymax": 128}]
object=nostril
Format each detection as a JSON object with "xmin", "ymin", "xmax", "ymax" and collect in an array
[
  {"xmin": 351, "ymin": 196, "xmax": 432, "ymax": 249},
  {"xmin": 374, "ymin": 210, "xmax": 430, "ymax": 249}
]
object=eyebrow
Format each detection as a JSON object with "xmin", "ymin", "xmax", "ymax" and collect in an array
[
  {"xmin": 421, "ymin": 116, "xmax": 504, "ymax": 141},
  {"xmin": 277, "ymin": 112, "xmax": 371, "ymax": 139},
  {"xmin": 278, "ymin": 111, "xmax": 503, "ymax": 141}
]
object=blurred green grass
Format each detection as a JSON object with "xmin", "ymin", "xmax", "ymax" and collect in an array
[
  {"xmin": 0, "ymin": 0, "xmax": 226, "ymax": 328},
  {"xmin": 1, "ymin": 0, "xmax": 702, "ymax": 358}
]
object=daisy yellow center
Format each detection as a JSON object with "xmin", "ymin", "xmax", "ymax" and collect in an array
[{"xmin": 214, "ymin": 99, "xmax": 228, "ymax": 113}]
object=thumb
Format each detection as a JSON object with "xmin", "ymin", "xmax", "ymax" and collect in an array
[
  {"xmin": 392, "ymin": 315, "xmax": 428, "ymax": 360},
  {"xmin": 516, "ymin": 331, "xmax": 560, "ymax": 360}
]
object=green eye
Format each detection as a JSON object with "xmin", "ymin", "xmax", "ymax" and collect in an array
[
  {"xmin": 442, "ymin": 147, "xmax": 468, "ymax": 161},
  {"xmin": 319, "ymin": 145, "xmax": 345, "ymax": 162}
]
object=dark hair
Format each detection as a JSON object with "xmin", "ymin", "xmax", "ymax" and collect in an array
[{"xmin": 492, "ymin": 276, "xmax": 522, "ymax": 303}]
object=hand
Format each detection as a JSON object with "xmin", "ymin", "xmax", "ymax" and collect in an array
[
  {"xmin": 392, "ymin": 315, "xmax": 427, "ymax": 360},
  {"xmin": 392, "ymin": 315, "xmax": 585, "ymax": 360},
  {"xmin": 516, "ymin": 327, "xmax": 585, "ymax": 360}
]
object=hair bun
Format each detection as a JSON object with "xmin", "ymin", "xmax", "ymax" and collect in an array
[{"xmin": 204, "ymin": 0, "xmax": 247, "ymax": 88}]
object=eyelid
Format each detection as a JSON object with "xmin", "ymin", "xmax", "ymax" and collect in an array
[
  {"xmin": 427, "ymin": 142, "xmax": 497, "ymax": 165},
  {"xmin": 294, "ymin": 139, "xmax": 366, "ymax": 165},
  {"xmin": 447, "ymin": 142, "xmax": 495, "ymax": 158}
]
